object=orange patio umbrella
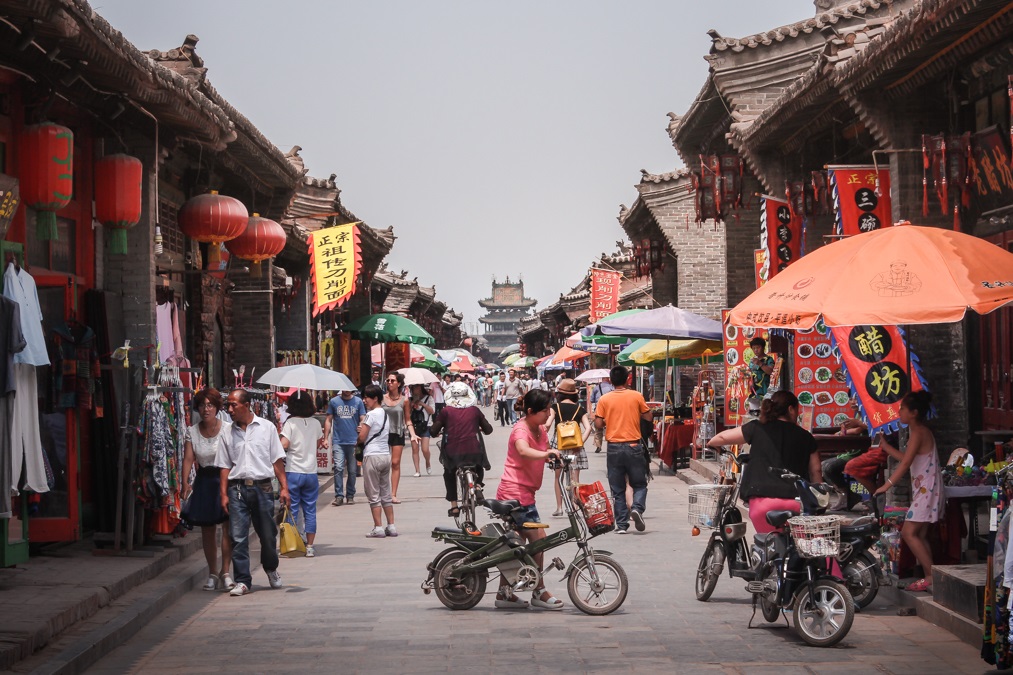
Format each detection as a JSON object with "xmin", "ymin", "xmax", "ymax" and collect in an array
[{"xmin": 728, "ymin": 224, "xmax": 1013, "ymax": 328}]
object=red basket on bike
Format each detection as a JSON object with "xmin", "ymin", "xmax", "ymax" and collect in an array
[{"xmin": 574, "ymin": 481, "xmax": 615, "ymax": 537}]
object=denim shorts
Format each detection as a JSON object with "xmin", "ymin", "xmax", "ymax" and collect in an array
[{"xmin": 511, "ymin": 503, "xmax": 540, "ymax": 527}]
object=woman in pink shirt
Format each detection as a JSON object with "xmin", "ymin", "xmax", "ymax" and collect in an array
[{"xmin": 494, "ymin": 389, "xmax": 562, "ymax": 611}]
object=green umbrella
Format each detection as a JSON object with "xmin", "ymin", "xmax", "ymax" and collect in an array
[
  {"xmin": 577, "ymin": 308, "xmax": 647, "ymax": 345},
  {"xmin": 342, "ymin": 313, "xmax": 435, "ymax": 346}
]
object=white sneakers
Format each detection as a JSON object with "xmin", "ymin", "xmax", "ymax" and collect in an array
[
  {"xmin": 305, "ymin": 545, "xmax": 315, "ymax": 558},
  {"xmin": 385, "ymin": 524, "xmax": 398, "ymax": 537},
  {"xmin": 230, "ymin": 582, "xmax": 250, "ymax": 597},
  {"xmin": 366, "ymin": 526, "xmax": 386, "ymax": 538},
  {"xmin": 267, "ymin": 570, "xmax": 283, "ymax": 589},
  {"xmin": 203, "ymin": 574, "xmax": 218, "ymax": 591}
]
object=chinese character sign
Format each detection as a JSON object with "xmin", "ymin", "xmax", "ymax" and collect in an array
[
  {"xmin": 589, "ymin": 269, "xmax": 621, "ymax": 322},
  {"xmin": 969, "ymin": 127, "xmax": 1013, "ymax": 214},
  {"xmin": 309, "ymin": 222, "xmax": 361, "ymax": 316},
  {"xmin": 760, "ymin": 195, "xmax": 802, "ymax": 280},
  {"xmin": 829, "ymin": 325, "xmax": 928, "ymax": 436},
  {"xmin": 828, "ymin": 165, "xmax": 892, "ymax": 236},
  {"xmin": 722, "ymin": 311, "xmax": 769, "ymax": 427}
]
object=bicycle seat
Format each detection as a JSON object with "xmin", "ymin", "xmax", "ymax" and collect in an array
[
  {"xmin": 765, "ymin": 510, "xmax": 795, "ymax": 529},
  {"xmin": 484, "ymin": 499, "xmax": 521, "ymax": 515}
]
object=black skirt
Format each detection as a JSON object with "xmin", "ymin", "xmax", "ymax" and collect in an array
[{"xmin": 182, "ymin": 466, "xmax": 229, "ymax": 527}]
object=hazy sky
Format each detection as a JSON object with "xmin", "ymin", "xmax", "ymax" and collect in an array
[{"xmin": 95, "ymin": 1, "xmax": 814, "ymax": 331}]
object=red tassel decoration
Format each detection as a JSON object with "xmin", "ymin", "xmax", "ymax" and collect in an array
[
  {"xmin": 940, "ymin": 136, "xmax": 949, "ymax": 215},
  {"xmin": 921, "ymin": 135, "xmax": 929, "ymax": 217}
]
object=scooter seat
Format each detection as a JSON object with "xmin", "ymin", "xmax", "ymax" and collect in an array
[
  {"xmin": 765, "ymin": 510, "xmax": 795, "ymax": 529},
  {"xmin": 840, "ymin": 519, "xmax": 878, "ymax": 537},
  {"xmin": 484, "ymin": 499, "xmax": 521, "ymax": 516}
]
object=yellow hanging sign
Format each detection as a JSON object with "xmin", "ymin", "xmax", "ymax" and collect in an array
[{"xmin": 309, "ymin": 222, "xmax": 361, "ymax": 316}]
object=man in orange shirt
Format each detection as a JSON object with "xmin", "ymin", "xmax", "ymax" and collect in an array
[{"xmin": 594, "ymin": 365, "xmax": 652, "ymax": 534}]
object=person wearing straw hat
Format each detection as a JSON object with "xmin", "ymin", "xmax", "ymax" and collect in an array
[{"xmin": 544, "ymin": 378, "xmax": 590, "ymax": 517}]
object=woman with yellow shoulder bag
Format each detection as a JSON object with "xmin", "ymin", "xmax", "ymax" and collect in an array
[{"xmin": 543, "ymin": 378, "xmax": 591, "ymax": 517}]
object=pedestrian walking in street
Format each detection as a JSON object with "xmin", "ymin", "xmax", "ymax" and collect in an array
[
  {"xmin": 494, "ymin": 372, "xmax": 508, "ymax": 425},
  {"xmin": 594, "ymin": 366, "xmax": 652, "ymax": 534},
  {"xmin": 543, "ymin": 378, "xmax": 590, "ymax": 517},
  {"xmin": 431, "ymin": 378, "xmax": 445, "ymax": 417},
  {"xmin": 383, "ymin": 371, "xmax": 417, "ymax": 504},
  {"xmin": 503, "ymin": 369, "xmax": 524, "ymax": 424},
  {"xmin": 409, "ymin": 383, "xmax": 434, "ymax": 477},
  {"xmin": 495, "ymin": 389, "xmax": 563, "ymax": 610},
  {"xmin": 281, "ymin": 391, "xmax": 323, "ymax": 557},
  {"xmin": 324, "ymin": 388, "xmax": 366, "ymax": 506},
  {"xmin": 589, "ymin": 378, "xmax": 614, "ymax": 453},
  {"xmin": 181, "ymin": 388, "xmax": 234, "ymax": 592},
  {"xmin": 359, "ymin": 384, "xmax": 397, "ymax": 538},
  {"xmin": 430, "ymin": 382, "xmax": 492, "ymax": 518},
  {"xmin": 216, "ymin": 389, "xmax": 290, "ymax": 596}
]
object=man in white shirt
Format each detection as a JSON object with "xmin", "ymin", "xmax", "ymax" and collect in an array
[
  {"xmin": 493, "ymin": 373, "xmax": 508, "ymax": 426},
  {"xmin": 217, "ymin": 389, "xmax": 290, "ymax": 596},
  {"xmin": 503, "ymin": 370, "xmax": 524, "ymax": 424}
]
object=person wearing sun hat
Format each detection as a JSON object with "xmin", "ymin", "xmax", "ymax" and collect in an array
[
  {"xmin": 543, "ymin": 378, "xmax": 591, "ymax": 517},
  {"xmin": 429, "ymin": 382, "xmax": 493, "ymax": 518}
]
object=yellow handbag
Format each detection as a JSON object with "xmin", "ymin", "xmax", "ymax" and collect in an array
[
  {"xmin": 555, "ymin": 404, "xmax": 584, "ymax": 451},
  {"xmin": 279, "ymin": 508, "xmax": 306, "ymax": 558}
]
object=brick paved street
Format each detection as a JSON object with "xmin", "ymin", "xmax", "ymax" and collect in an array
[{"xmin": 88, "ymin": 421, "xmax": 984, "ymax": 674}]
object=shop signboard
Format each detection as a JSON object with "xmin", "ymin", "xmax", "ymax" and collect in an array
[
  {"xmin": 969, "ymin": 126, "xmax": 1013, "ymax": 214},
  {"xmin": 759, "ymin": 195, "xmax": 802, "ymax": 280},
  {"xmin": 309, "ymin": 222, "xmax": 361, "ymax": 316},
  {"xmin": 722, "ymin": 309, "xmax": 769, "ymax": 427},
  {"xmin": 753, "ymin": 249, "xmax": 767, "ymax": 288},
  {"xmin": 793, "ymin": 319, "xmax": 850, "ymax": 430},
  {"xmin": 589, "ymin": 269, "xmax": 621, "ymax": 322},
  {"xmin": 828, "ymin": 165, "xmax": 892, "ymax": 236},
  {"xmin": 829, "ymin": 324, "xmax": 929, "ymax": 435}
]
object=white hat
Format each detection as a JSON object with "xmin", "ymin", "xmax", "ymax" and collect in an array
[{"xmin": 445, "ymin": 382, "xmax": 478, "ymax": 409}]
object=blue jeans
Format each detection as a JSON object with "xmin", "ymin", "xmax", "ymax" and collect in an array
[
  {"xmin": 228, "ymin": 481, "xmax": 279, "ymax": 587},
  {"xmin": 286, "ymin": 472, "xmax": 319, "ymax": 534},
  {"xmin": 606, "ymin": 441, "xmax": 648, "ymax": 531},
  {"xmin": 504, "ymin": 398, "xmax": 517, "ymax": 424},
  {"xmin": 333, "ymin": 444, "xmax": 358, "ymax": 499}
]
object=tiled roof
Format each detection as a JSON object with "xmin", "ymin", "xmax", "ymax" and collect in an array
[
  {"xmin": 639, "ymin": 168, "xmax": 692, "ymax": 184},
  {"xmin": 382, "ymin": 285, "xmax": 418, "ymax": 316}
]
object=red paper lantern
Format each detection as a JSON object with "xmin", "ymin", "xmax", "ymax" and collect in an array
[
  {"xmin": 225, "ymin": 213, "xmax": 286, "ymax": 278},
  {"xmin": 94, "ymin": 154, "xmax": 142, "ymax": 255},
  {"xmin": 20, "ymin": 122, "xmax": 74, "ymax": 241},
  {"xmin": 178, "ymin": 190, "xmax": 248, "ymax": 267}
]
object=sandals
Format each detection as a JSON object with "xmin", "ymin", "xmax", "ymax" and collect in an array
[
  {"xmin": 448, "ymin": 506, "xmax": 461, "ymax": 518},
  {"xmin": 495, "ymin": 592, "xmax": 530, "ymax": 609},
  {"xmin": 531, "ymin": 591, "xmax": 564, "ymax": 610},
  {"xmin": 391, "ymin": 497, "xmax": 402, "ymax": 504},
  {"xmin": 905, "ymin": 577, "xmax": 932, "ymax": 592}
]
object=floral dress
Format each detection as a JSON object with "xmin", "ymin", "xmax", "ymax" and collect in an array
[{"xmin": 905, "ymin": 440, "xmax": 945, "ymax": 523}]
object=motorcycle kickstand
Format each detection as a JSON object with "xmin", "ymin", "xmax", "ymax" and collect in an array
[{"xmin": 748, "ymin": 595, "xmax": 758, "ymax": 629}]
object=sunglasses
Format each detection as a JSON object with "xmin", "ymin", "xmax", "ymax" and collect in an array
[{"xmin": 387, "ymin": 379, "xmax": 398, "ymax": 383}]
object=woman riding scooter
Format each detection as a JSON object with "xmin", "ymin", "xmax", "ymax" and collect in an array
[{"xmin": 708, "ymin": 391, "xmax": 823, "ymax": 533}]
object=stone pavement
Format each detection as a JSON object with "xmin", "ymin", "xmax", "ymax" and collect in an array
[{"xmin": 31, "ymin": 418, "xmax": 989, "ymax": 673}]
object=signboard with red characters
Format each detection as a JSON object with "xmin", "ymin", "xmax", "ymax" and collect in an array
[
  {"xmin": 829, "ymin": 325, "xmax": 929, "ymax": 435},
  {"xmin": 828, "ymin": 165, "xmax": 892, "ymax": 236},
  {"xmin": 590, "ymin": 269, "xmax": 621, "ymax": 322},
  {"xmin": 760, "ymin": 195, "xmax": 802, "ymax": 280},
  {"xmin": 793, "ymin": 319, "xmax": 850, "ymax": 430},
  {"xmin": 722, "ymin": 310, "xmax": 769, "ymax": 427}
]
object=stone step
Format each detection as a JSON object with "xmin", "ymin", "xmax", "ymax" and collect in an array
[
  {"xmin": 911, "ymin": 596, "xmax": 984, "ymax": 648},
  {"xmin": 689, "ymin": 458, "xmax": 721, "ymax": 483},
  {"xmin": 932, "ymin": 564, "xmax": 986, "ymax": 623}
]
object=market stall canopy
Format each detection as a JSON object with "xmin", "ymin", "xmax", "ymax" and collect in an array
[
  {"xmin": 508, "ymin": 356, "xmax": 536, "ymax": 368},
  {"xmin": 498, "ymin": 343, "xmax": 521, "ymax": 359},
  {"xmin": 572, "ymin": 309, "xmax": 647, "ymax": 346},
  {"xmin": 343, "ymin": 313, "xmax": 435, "ymax": 345},
  {"xmin": 575, "ymin": 369, "xmax": 611, "ymax": 383},
  {"xmin": 562, "ymin": 332, "xmax": 613, "ymax": 353},
  {"xmin": 503, "ymin": 353, "xmax": 522, "ymax": 366},
  {"xmin": 448, "ymin": 354, "xmax": 476, "ymax": 372},
  {"xmin": 617, "ymin": 338, "xmax": 723, "ymax": 367},
  {"xmin": 546, "ymin": 345, "xmax": 592, "ymax": 366},
  {"xmin": 534, "ymin": 355, "xmax": 554, "ymax": 366},
  {"xmin": 728, "ymin": 224, "xmax": 1013, "ymax": 328},
  {"xmin": 257, "ymin": 364, "xmax": 355, "ymax": 392},
  {"xmin": 397, "ymin": 367, "xmax": 440, "ymax": 386},
  {"xmin": 583, "ymin": 305, "xmax": 722, "ymax": 341},
  {"xmin": 371, "ymin": 343, "xmax": 447, "ymax": 372}
]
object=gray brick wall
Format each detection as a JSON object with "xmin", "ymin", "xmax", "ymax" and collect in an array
[
  {"xmin": 274, "ymin": 278, "xmax": 309, "ymax": 352},
  {"xmin": 230, "ymin": 264, "xmax": 275, "ymax": 374}
]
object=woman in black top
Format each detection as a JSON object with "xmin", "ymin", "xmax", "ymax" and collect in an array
[
  {"xmin": 543, "ymin": 378, "xmax": 592, "ymax": 517},
  {"xmin": 708, "ymin": 391, "xmax": 822, "ymax": 533}
]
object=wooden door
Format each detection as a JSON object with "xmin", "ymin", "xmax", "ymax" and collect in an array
[{"xmin": 981, "ymin": 232, "xmax": 1013, "ymax": 429}]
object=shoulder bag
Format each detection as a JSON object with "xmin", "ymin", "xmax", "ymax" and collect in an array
[
  {"xmin": 356, "ymin": 410, "xmax": 388, "ymax": 462},
  {"xmin": 555, "ymin": 403, "xmax": 584, "ymax": 451}
]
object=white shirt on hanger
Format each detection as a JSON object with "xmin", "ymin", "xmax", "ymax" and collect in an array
[{"xmin": 3, "ymin": 263, "xmax": 49, "ymax": 366}]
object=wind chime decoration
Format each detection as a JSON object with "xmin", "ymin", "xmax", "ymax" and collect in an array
[
  {"xmin": 225, "ymin": 212, "xmax": 286, "ymax": 278},
  {"xmin": 20, "ymin": 122, "xmax": 74, "ymax": 241},
  {"xmin": 922, "ymin": 133, "xmax": 971, "ymax": 231},
  {"xmin": 178, "ymin": 190, "xmax": 248, "ymax": 267},
  {"xmin": 94, "ymin": 154, "xmax": 143, "ymax": 255}
]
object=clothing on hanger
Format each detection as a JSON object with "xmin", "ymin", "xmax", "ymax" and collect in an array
[
  {"xmin": 1, "ymin": 295, "xmax": 25, "ymax": 395},
  {"xmin": 2, "ymin": 263, "xmax": 49, "ymax": 367}
]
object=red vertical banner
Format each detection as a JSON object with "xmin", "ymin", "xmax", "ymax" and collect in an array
[
  {"xmin": 722, "ymin": 310, "xmax": 769, "ymax": 427},
  {"xmin": 829, "ymin": 325, "xmax": 929, "ymax": 435},
  {"xmin": 759, "ymin": 195, "xmax": 801, "ymax": 280},
  {"xmin": 753, "ymin": 249, "xmax": 767, "ymax": 289},
  {"xmin": 828, "ymin": 165, "xmax": 892, "ymax": 236},
  {"xmin": 589, "ymin": 269, "xmax": 621, "ymax": 322}
]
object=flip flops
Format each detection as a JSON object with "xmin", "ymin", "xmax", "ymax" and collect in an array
[{"xmin": 905, "ymin": 577, "xmax": 932, "ymax": 592}]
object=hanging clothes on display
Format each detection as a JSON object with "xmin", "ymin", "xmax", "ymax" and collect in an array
[
  {"xmin": 52, "ymin": 321, "xmax": 103, "ymax": 417},
  {"xmin": 0, "ymin": 294, "xmax": 26, "ymax": 518},
  {"xmin": 137, "ymin": 366, "xmax": 190, "ymax": 535},
  {"xmin": 155, "ymin": 298, "xmax": 187, "ymax": 366},
  {"xmin": 984, "ymin": 475, "xmax": 1013, "ymax": 668},
  {"xmin": 3, "ymin": 262, "xmax": 49, "ymax": 495}
]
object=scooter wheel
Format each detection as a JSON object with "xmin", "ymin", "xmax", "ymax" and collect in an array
[
  {"xmin": 567, "ymin": 553, "xmax": 629, "ymax": 615},
  {"xmin": 434, "ymin": 550, "xmax": 488, "ymax": 610},
  {"xmin": 695, "ymin": 539, "xmax": 725, "ymax": 602},
  {"xmin": 843, "ymin": 551, "xmax": 880, "ymax": 610},
  {"xmin": 792, "ymin": 579, "xmax": 855, "ymax": 647}
]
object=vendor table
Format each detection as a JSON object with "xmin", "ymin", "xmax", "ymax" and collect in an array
[
  {"xmin": 945, "ymin": 484, "xmax": 994, "ymax": 562},
  {"xmin": 657, "ymin": 421, "xmax": 696, "ymax": 469}
]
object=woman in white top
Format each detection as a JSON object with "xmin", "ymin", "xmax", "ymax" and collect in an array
[
  {"xmin": 360, "ymin": 384, "xmax": 396, "ymax": 538},
  {"xmin": 409, "ymin": 383, "xmax": 434, "ymax": 477},
  {"xmin": 281, "ymin": 391, "xmax": 324, "ymax": 557},
  {"xmin": 182, "ymin": 388, "xmax": 233, "ymax": 592}
]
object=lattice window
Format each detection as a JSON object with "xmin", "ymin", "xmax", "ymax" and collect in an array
[{"xmin": 158, "ymin": 197, "xmax": 185, "ymax": 256}]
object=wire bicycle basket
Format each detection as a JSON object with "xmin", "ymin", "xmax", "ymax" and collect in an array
[
  {"xmin": 687, "ymin": 484, "xmax": 733, "ymax": 529},
  {"xmin": 788, "ymin": 515, "xmax": 843, "ymax": 558}
]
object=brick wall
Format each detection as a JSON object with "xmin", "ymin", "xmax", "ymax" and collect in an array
[
  {"xmin": 274, "ymin": 278, "xmax": 309, "ymax": 351},
  {"xmin": 230, "ymin": 264, "xmax": 275, "ymax": 374}
]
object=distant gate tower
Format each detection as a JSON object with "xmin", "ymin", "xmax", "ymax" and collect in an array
[{"xmin": 478, "ymin": 276, "xmax": 536, "ymax": 355}]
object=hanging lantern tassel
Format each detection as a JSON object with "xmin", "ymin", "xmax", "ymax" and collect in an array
[
  {"xmin": 921, "ymin": 135, "xmax": 929, "ymax": 217},
  {"xmin": 207, "ymin": 242, "xmax": 221, "ymax": 267},
  {"xmin": 249, "ymin": 259, "xmax": 263, "ymax": 278}
]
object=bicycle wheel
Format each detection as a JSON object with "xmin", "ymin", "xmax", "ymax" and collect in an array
[
  {"xmin": 842, "ymin": 551, "xmax": 879, "ymax": 610},
  {"xmin": 695, "ymin": 538, "xmax": 725, "ymax": 602},
  {"xmin": 567, "ymin": 553, "xmax": 629, "ymax": 615},
  {"xmin": 792, "ymin": 579, "xmax": 854, "ymax": 647},
  {"xmin": 435, "ymin": 549, "xmax": 488, "ymax": 610},
  {"xmin": 456, "ymin": 470, "xmax": 477, "ymax": 531}
]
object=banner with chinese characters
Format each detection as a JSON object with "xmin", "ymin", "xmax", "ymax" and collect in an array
[
  {"xmin": 794, "ymin": 319, "xmax": 850, "ymax": 429},
  {"xmin": 828, "ymin": 165, "xmax": 892, "ymax": 236},
  {"xmin": 309, "ymin": 222, "xmax": 361, "ymax": 316},
  {"xmin": 969, "ymin": 126, "xmax": 1013, "ymax": 214},
  {"xmin": 722, "ymin": 310, "xmax": 769, "ymax": 427},
  {"xmin": 760, "ymin": 195, "xmax": 802, "ymax": 280},
  {"xmin": 829, "ymin": 325, "xmax": 929, "ymax": 435},
  {"xmin": 753, "ymin": 249, "xmax": 767, "ymax": 289},
  {"xmin": 589, "ymin": 269, "xmax": 621, "ymax": 322}
]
